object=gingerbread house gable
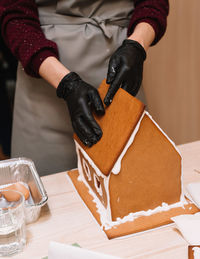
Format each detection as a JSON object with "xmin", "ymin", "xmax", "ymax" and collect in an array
[{"xmin": 74, "ymin": 80, "xmax": 185, "ymax": 225}]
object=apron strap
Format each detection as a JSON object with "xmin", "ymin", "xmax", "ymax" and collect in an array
[{"xmin": 39, "ymin": 14, "xmax": 131, "ymax": 39}]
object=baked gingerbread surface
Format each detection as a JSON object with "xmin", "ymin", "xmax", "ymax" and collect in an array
[{"xmin": 74, "ymin": 79, "xmax": 145, "ymax": 176}]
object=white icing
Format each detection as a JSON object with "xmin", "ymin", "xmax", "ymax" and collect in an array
[
  {"xmin": 112, "ymin": 111, "xmax": 185, "ymax": 207},
  {"xmin": 77, "ymin": 175, "xmax": 82, "ymax": 182},
  {"xmin": 87, "ymin": 186, "xmax": 187, "ymax": 230},
  {"xmin": 75, "ymin": 141, "xmax": 112, "ymax": 221},
  {"xmin": 75, "ymin": 110, "xmax": 186, "ymax": 229},
  {"xmin": 112, "ymin": 111, "xmax": 145, "ymax": 175},
  {"xmin": 88, "ymin": 188, "xmax": 112, "ymax": 225},
  {"xmin": 93, "ymin": 174, "xmax": 103, "ymax": 197},
  {"xmin": 83, "ymin": 159, "xmax": 92, "ymax": 181},
  {"xmin": 111, "ymin": 111, "xmax": 185, "ymax": 216},
  {"xmin": 145, "ymin": 112, "xmax": 181, "ymax": 155},
  {"xmin": 193, "ymin": 247, "xmax": 200, "ymax": 259},
  {"xmin": 144, "ymin": 112, "xmax": 185, "ymax": 206},
  {"xmin": 76, "ymin": 161, "xmax": 187, "ymax": 230},
  {"xmin": 75, "ymin": 141, "xmax": 107, "ymax": 179},
  {"xmin": 104, "ymin": 174, "xmax": 112, "ymax": 221}
]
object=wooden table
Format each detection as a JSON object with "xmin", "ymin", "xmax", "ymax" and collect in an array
[{"xmin": 13, "ymin": 141, "xmax": 200, "ymax": 259}]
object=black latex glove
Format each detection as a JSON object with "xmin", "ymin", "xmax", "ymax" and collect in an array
[
  {"xmin": 56, "ymin": 72, "xmax": 105, "ymax": 147},
  {"xmin": 104, "ymin": 39, "xmax": 146, "ymax": 106}
]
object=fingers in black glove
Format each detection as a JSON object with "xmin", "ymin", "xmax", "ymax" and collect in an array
[
  {"xmin": 106, "ymin": 56, "xmax": 119, "ymax": 84},
  {"xmin": 88, "ymin": 89, "xmax": 105, "ymax": 116},
  {"xmin": 57, "ymin": 72, "xmax": 105, "ymax": 147},
  {"xmin": 72, "ymin": 117, "xmax": 99, "ymax": 147},
  {"xmin": 105, "ymin": 64, "xmax": 127, "ymax": 104},
  {"xmin": 104, "ymin": 39, "xmax": 146, "ymax": 106}
]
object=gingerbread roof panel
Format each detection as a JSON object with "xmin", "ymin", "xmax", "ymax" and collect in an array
[{"xmin": 74, "ymin": 79, "xmax": 145, "ymax": 176}]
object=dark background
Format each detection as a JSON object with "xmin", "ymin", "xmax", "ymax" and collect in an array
[{"xmin": 0, "ymin": 33, "xmax": 17, "ymax": 159}]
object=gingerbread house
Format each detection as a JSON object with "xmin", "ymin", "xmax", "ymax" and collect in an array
[{"xmin": 70, "ymin": 80, "xmax": 197, "ymax": 236}]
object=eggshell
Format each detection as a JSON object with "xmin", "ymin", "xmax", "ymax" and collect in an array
[{"xmin": 2, "ymin": 182, "xmax": 30, "ymax": 202}]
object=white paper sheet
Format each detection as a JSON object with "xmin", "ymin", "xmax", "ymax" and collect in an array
[
  {"xmin": 186, "ymin": 182, "xmax": 200, "ymax": 209},
  {"xmin": 171, "ymin": 212, "xmax": 200, "ymax": 245},
  {"xmin": 48, "ymin": 241, "xmax": 122, "ymax": 259},
  {"xmin": 193, "ymin": 247, "xmax": 200, "ymax": 259}
]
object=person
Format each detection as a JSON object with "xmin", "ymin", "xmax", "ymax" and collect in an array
[{"xmin": 0, "ymin": 0, "xmax": 169, "ymax": 176}]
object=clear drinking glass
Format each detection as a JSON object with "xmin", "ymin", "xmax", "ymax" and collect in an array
[{"xmin": 0, "ymin": 189, "xmax": 26, "ymax": 256}]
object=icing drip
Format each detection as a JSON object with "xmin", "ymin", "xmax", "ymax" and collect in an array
[{"xmin": 112, "ymin": 111, "xmax": 145, "ymax": 175}]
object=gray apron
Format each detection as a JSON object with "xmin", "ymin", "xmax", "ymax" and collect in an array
[{"xmin": 12, "ymin": 0, "xmax": 146, "ymax": 176}]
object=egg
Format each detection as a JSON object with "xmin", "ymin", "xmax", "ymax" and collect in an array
[
  {"xmin": 1, "ymin": 188, "xmax": 21, "ymax": 202},
  {"xmin": 1, "ymin": 182, "xmax": 30, "ymax": 202}
]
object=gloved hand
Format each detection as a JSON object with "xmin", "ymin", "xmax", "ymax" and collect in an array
[
  {"xmin": 56, "ymin": 72, "xmax": 105, "ymax": 147},
  {"xmin": 104, "ymin": 39, "xmax": 146, "ymax": 106}
]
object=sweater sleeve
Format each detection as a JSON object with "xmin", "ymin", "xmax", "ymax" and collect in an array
[
  {"xmin": 129, "ymin": 0, "xmax": 169, "ymax": 45},
  {"xmin": 0, "ymin": 0, "xmax": 59, "ymax": 78},
  {"xmin": 0, "ymin": 0, "xmax": 169, "ymax": 78}
]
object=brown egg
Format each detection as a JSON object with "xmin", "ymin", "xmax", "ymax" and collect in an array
[
  {"xmin": 2, "ymin": 188, "xmax": 21, "ymax": 202},
  {"xmin": 1, "ymin": 182, "xmax": 30, "ymax": 202}
]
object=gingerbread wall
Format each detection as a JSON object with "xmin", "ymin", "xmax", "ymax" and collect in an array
[{"xmin": 109, "ymin": 114, "xmax": 182, "ymax": 221}]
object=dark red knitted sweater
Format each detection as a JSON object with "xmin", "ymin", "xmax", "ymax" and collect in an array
[{"xmin": 0, "ymin": 0, "xmax": 169, "ymax": 78}]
